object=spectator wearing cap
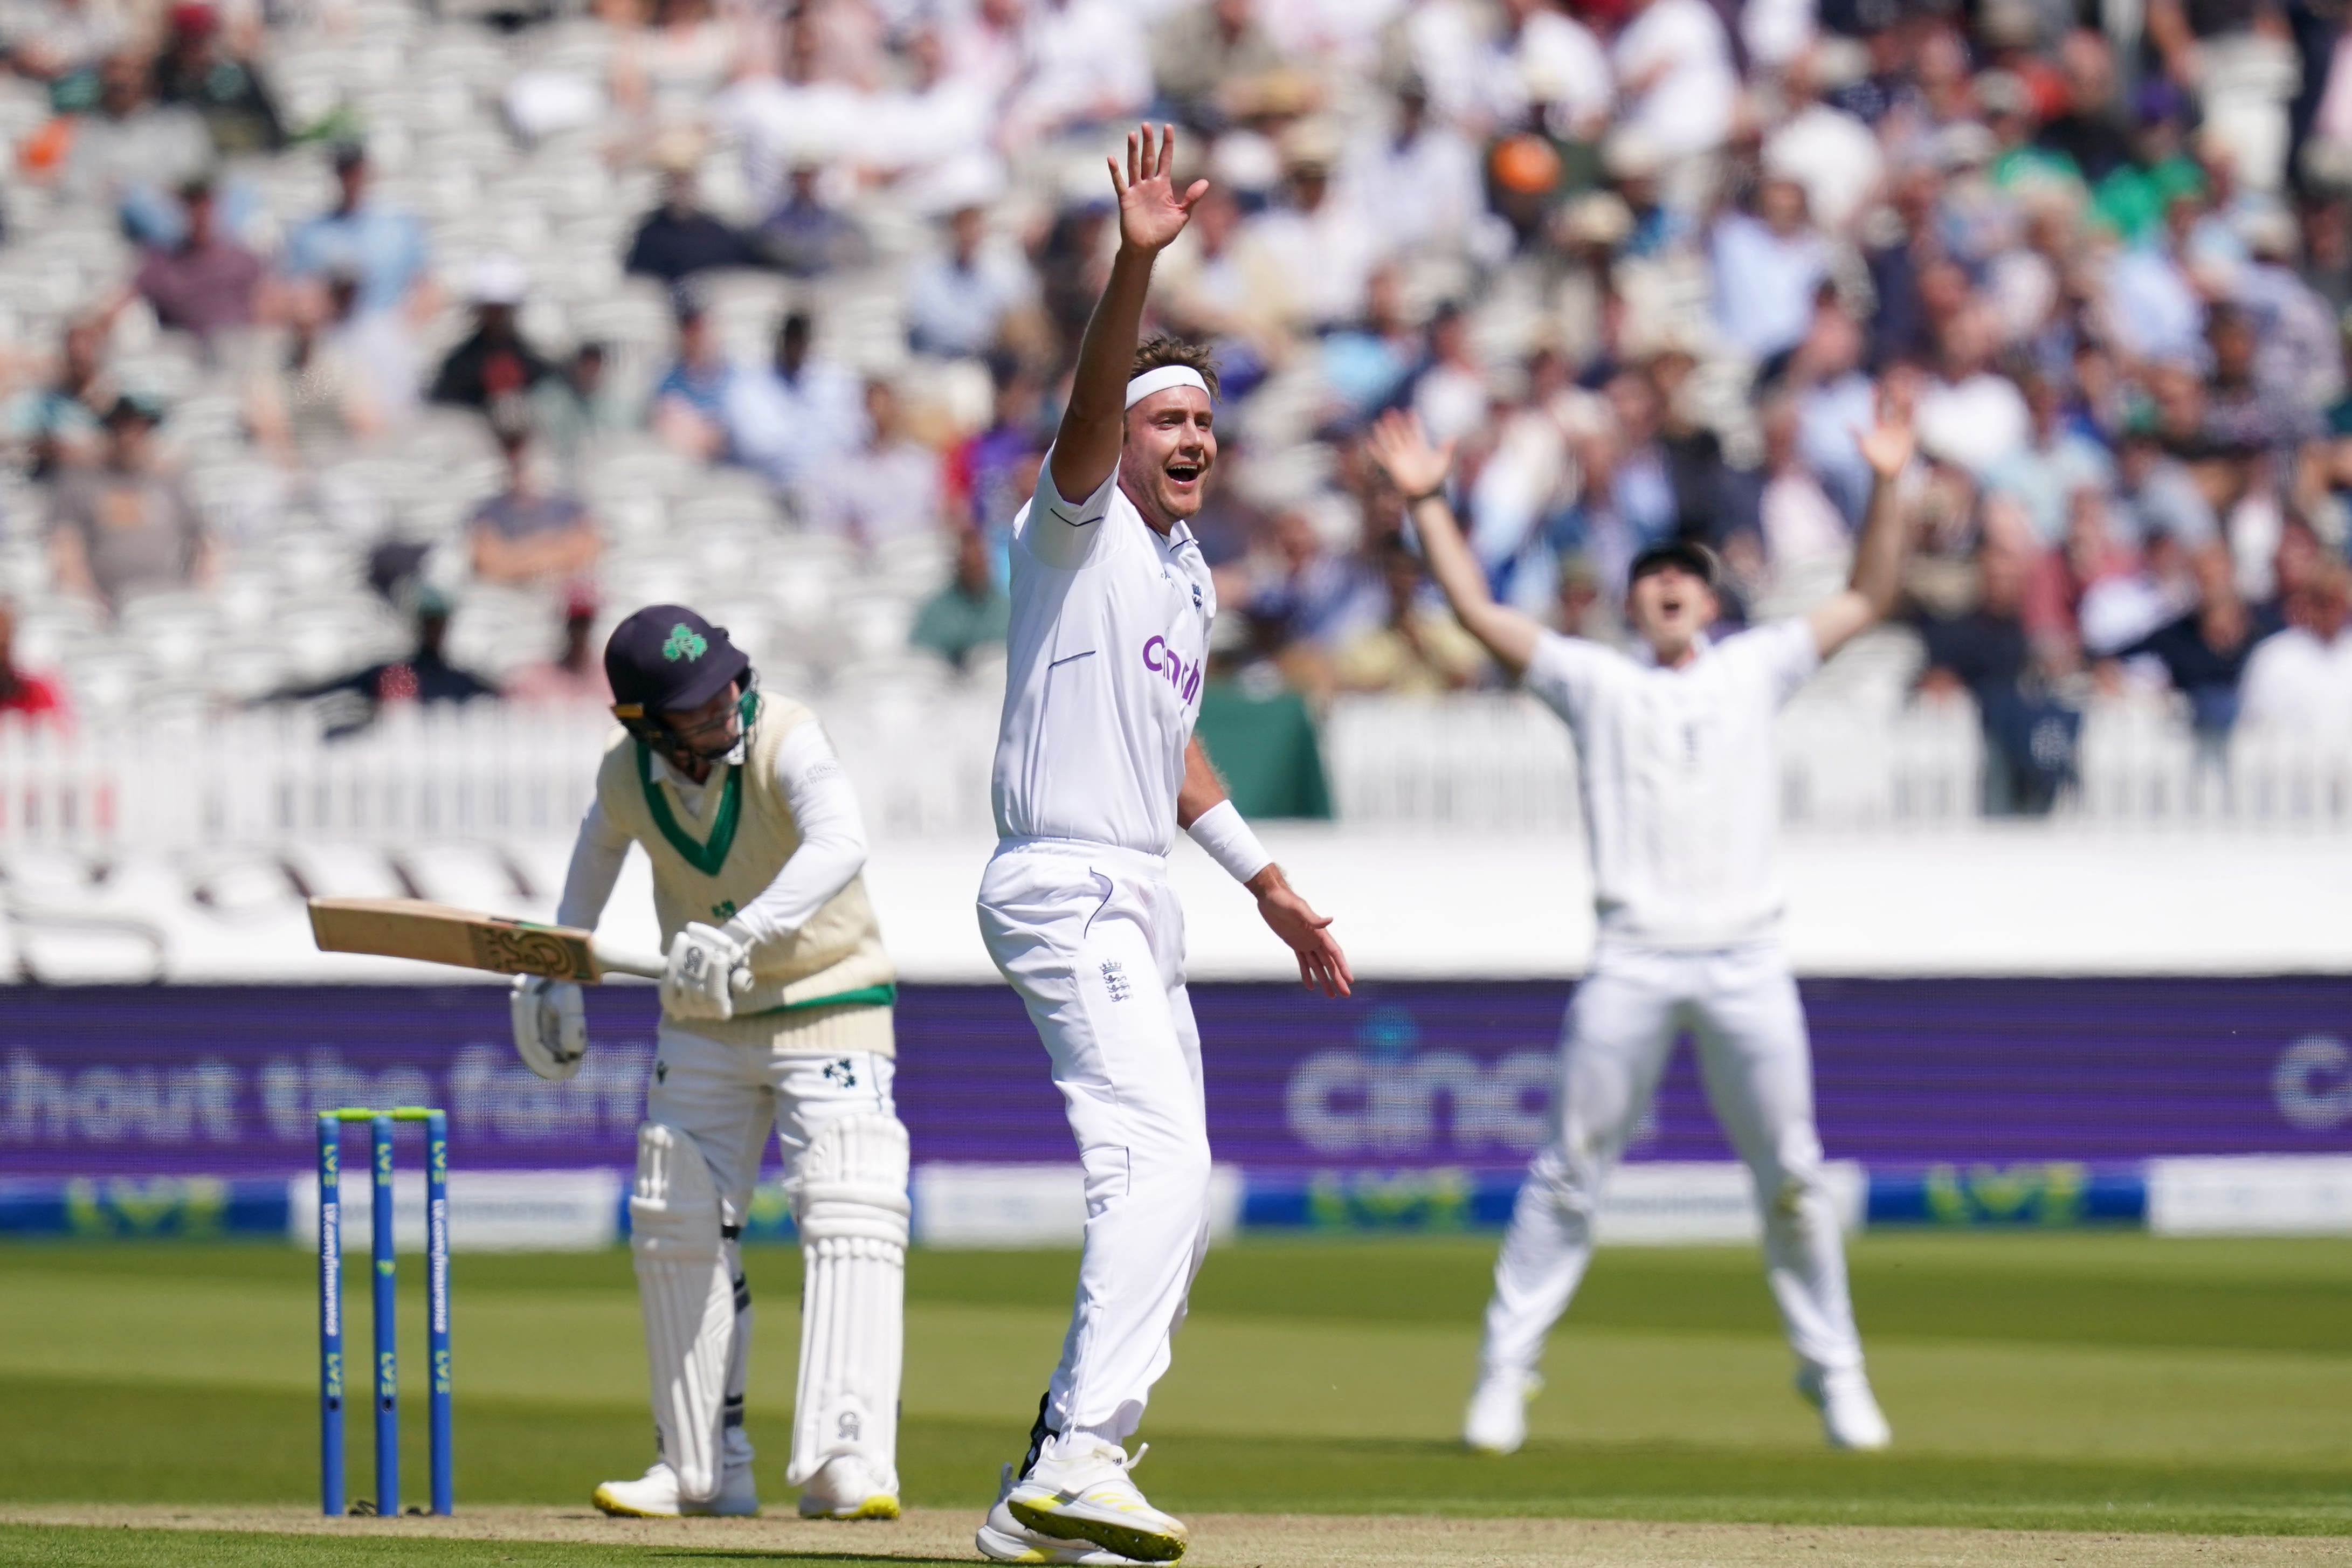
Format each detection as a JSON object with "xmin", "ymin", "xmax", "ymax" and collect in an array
[
  {"xmin": 468, "ymin": 409, "xmax": 602, "ymax": 589},
  {"xmin": 0, "ymin": 601, "xmax": 71, "ymax": 727},
  {"xmin": 429, "ymin": 257, "xmax": 556, "ymax": 413},
  {"xmin": 292, "ymin": 588, "xmax": 499, "ymax": 736},
  {"xmin": 650, "ymin": 292, "xmax": 737, "ymax": 462},
  {"xmin": 131, "ymin": 177, "xmax": 264, "ymax": 343},
  {"xmin": 904, "ymin": 203, "xmax": 1038, "ymax": 361},
  {"xmin": 2238, "ymin": 557, "xmax": 2352, "ymax": 741},
  {"xmin": 505, "ymin": 591, "xmax": 613, "ymax": 706},
  {"xmin": 1243, "ymin": 121, "xmax": 1377, "ymax": 331},
  {"xmin": 909, "ymin": 528, "xmax": 1012, "ymax": 671},
  {"xmin": 285, "ymin": 144, "xmax": 430, "ymax": 320},
  {"xmin": 724, "ymin": 312, "xmax": 866, "ymax": 492},
  {"xmin": 151, "ymin": 2, "xmax": 281, "ymax": 154},
  {"xmin": 47, "ymin": 395, "xmax": 211, "ymax": 612},
  {"xmin": 623, "ymin": 140, "xmax": 758, "ymax": 286}
]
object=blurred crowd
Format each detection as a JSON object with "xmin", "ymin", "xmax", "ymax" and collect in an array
[{"xmin": 2, "ymin": 0, "xmax": 2351, "ymax": 811}]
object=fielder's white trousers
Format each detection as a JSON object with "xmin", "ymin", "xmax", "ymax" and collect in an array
[
  {"xmin": 977, "ymin": 837, "xmax": 1211, "ymax": 1454},
  {"xmin": 1481, "ymin": 941, "xmax": 1866, "ymax": 1380},
  {"xmin": 645, "ymin": 1023, "xmax": 897, "ymax": 1468}
]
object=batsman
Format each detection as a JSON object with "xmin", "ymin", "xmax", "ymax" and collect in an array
[{"xmin": 509, "ymin": 604, "xmax": 908, "ymax": 1522}]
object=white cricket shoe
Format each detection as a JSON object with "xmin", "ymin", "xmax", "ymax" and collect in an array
[
  {"xmin": 1005, "ymin": 1440, "xmax": 1187, "ymax": 1564},
  {"xmin": 796, "ymin": 1453, "xmax": 901, "ymax": 1521},
  {"xmin": 591, "ymin": 1460, "xmax": 760, "ymax": 1517},
  {"xmin": 977, "ymin": 1463, "xmax": 1136, "ymax": 1564},
  {"xmin": 1797, "ymin": 1365, "xmax": 1893, "ymax": 1450},
  {"xmin": 1463, "ymin": 1369, "xmax": 1539, "ymax": 1455}
]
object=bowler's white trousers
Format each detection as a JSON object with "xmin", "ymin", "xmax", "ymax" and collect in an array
[
  {"xmin": 977, "ymin": 838, "xmax": 1211, "ymax": 1454},
  {"xmin": 1481, "ymin": 942, "xmax": 1866, "ymax": 1381}
]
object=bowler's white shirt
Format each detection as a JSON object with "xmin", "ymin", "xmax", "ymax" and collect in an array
[
  {"xmin": 991, "ymin": 451, "xmax": 1217, "ymax": 855},
  {"xmin": 1523, "ymin": 621, "xmax": 1818, "ymax": 949}
]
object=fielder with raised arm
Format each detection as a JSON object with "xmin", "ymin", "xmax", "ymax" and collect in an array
[
  {"xmin": 1365, "ymin": 391, "xmax": 1917, "ymax": 1455},
  {"xmin": 509, "ymin": 604, "xmax": 908, "ymax": 1522},
  {"xmin": 974, "ymin": 125, "xmax": 1353, "ymax": 1566}
]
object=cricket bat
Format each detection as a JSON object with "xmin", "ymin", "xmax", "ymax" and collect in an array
[{"xmin": 307, "ymin": 897, "xmax": 664, "ymax": 982}]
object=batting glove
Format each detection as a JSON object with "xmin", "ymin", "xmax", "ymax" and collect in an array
[
  {"xmin": 509, "ymin": 975, "xmax": 588, "ymax": 1081},
  {"xmin": 660, "ymin": 922, "xmax": 753, "ymax": 1021}
]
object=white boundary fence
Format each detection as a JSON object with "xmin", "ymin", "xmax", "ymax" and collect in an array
[{"xmin": 5, "ymin": 693, "xmax": 2352, "ymax": 852}]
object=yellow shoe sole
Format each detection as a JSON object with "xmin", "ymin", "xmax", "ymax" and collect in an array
[
  {"xmin": 1008, "ymin": 1496, "xmax": 1185, "ymax": 1563},
  {"xmin": 591, "ymin": 1483, "xmax": 674, "ymax": 1519},
  {"xmin": 799, "ymin": 1493, "xmax": 901, "ymax": 1521}
]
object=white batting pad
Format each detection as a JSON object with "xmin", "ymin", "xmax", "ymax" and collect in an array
[
  {"xmin": 787, "ymin": 1113, "xmax": 911, "ymax": 1491},
  {"xmin": 629, "ymin": 1121, "xmax": 735, "ymax": 1501}
]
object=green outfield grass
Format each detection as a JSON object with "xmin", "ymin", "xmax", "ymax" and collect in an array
[{"xmin": 1, "ymin": 1233, "xmax": 2348, "ymax": 1543}]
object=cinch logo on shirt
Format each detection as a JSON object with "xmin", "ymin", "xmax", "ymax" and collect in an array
[{"xmin": 1142, "ymin": 635, "xmax": 1202, "ymax": 705}]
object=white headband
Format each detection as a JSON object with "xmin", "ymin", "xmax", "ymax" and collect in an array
[{"xmin": 1125, "ymin": 365, "xmax": 1210, "ymax": 408}]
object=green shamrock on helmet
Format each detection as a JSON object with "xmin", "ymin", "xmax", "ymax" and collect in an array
[{"xmin": 661, "ymin": 623, "xmax": 708, "ymax": 662}]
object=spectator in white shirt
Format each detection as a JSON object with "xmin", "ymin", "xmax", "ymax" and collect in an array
[
  {"xmin": 1761, "ymin": 42, "xmax": 1882, "ymax": 235},
  {"xmin": 802, "ymin": 379, "xmax": 944, "ymax": 552},
  {"xmin": 1001, "ymin": 0, "xmax": 1150, "ymax": 150},
  {"xmin": 1336, "ymin": 75, "xmax": 1490, "ymax": 261},
  {"xmin": 1485, "ymin": 0, "xmax": 1613, "ymax": 137},
  {"xmin": 724, "ymin": 312, "xmax": 867, "ymax": 493},
  {"xmin": 1242, "ymin": 122, "xmax": 1378, "ymax": 330},
  {"xmin": 1609, "ymin": 0, "xmax": 1737, "ymax": 164},
  {"xmin": 2239, "ymin": 561, "xmax": 2352, "ymax": 742}
]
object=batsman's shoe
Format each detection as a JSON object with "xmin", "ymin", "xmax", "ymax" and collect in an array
[
  {"xmin": 977, "ymin": 1464, "xmax": 1136, "ymax": 1564},
  {"xmin": 591, "ymin": 1460, "xmax": 760, "ymax": 1517},
  {"xmin": 1463, "ymin": 1369, "xmax": 1539, "ymax": 1455},
  {"xmin": 796, "ymin": 1454, "xmax": 900, "ymax": 1521},
  {"xmin": 1798, "ymin": 1365, "xmax": 1893, "ymax": 1451},
  {"xmin": 1005, "ymin": 1440, "xmax": 1187, "ymax": 1563}
]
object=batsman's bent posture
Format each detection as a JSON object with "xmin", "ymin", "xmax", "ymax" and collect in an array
[
  {"xmin": 512, "ymin": 604, "xmax": 907, "ymax": 1521},
  {"xmin": 975, "ymin": 125, "xmax": 1353, "ymax": 1566},
  {"xmin": 1365, "ymin": 388, "xmax": 1921, "ymax": 1456}
]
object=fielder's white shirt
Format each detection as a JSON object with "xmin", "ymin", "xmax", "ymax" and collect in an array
[
  {"xmin": 991, "ymin": 450, "xmax": 1217, "ymax": 855},
  {"xmin": 1523, "ymin": 621, "xmax": 1819, "ymax": 949}
]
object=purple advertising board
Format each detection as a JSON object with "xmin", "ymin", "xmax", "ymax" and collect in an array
[{"xmin": 1, "ymin": 979, "xmax": 2348, "ymax": 1178}]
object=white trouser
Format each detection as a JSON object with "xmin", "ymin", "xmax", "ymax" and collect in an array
[
  {"xmin": 1481, "ymin": 942, "xmax": 1864, "ymax": 1381},
  {"xmin": 645, "ymin": 1024, "xmax": 898, "ymax": 1474},
  {"xmin": 976, "ymin": 838, "xmax": 1211, "ymax": 1456}
]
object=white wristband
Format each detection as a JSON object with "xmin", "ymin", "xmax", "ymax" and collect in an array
[{"xmin": 1186, "ymin": 799, "xmax": 1273, "ymax": 886}]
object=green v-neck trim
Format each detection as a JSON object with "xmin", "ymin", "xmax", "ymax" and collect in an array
[{"xmin": 636, "ymin": 693, "xmax": 757, "ymax": 876}]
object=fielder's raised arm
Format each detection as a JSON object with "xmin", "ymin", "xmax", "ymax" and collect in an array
[
  {"xmin": 1803, "ymin": 381, "xmax": 1919, "ymax": 660},
  {"xmin": 1366, "ymin": 409, "xmax": 1544, "ymax": 678}
]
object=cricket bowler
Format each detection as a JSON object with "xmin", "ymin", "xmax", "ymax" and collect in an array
[
  {"xmin": 1364, "ymin": 389, "xmax": 1918, "ymax": 1455},
  {"xmin": 509, "ymin": 604, "xmax": 907, "ymax": 1520},
  {"xmin": 973, "ymin": 125, "xmax": 1354, "ymax": 1565}
]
